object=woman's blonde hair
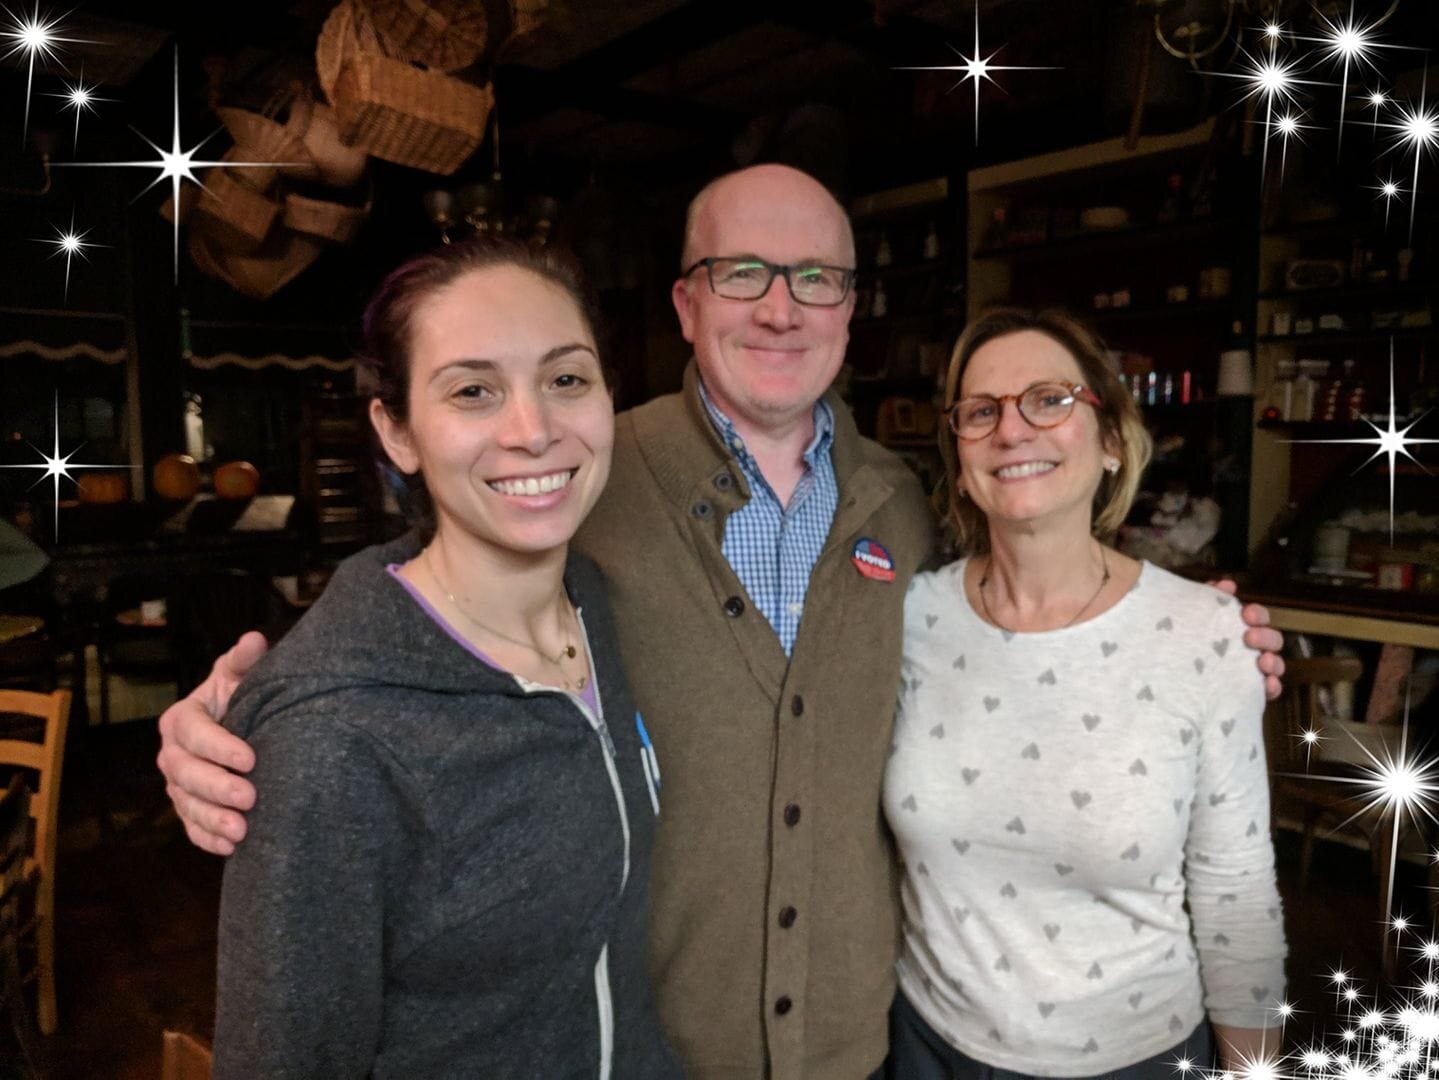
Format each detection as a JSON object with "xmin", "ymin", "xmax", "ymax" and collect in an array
[{"xmin": 933, "ymin": 307, "xmax": 1152, "ymax": 555}]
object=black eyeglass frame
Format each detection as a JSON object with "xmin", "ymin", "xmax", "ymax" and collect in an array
[
  {"xmin": 682, "ymin": 256, "xmax": 857, "ymax": 307},
  {"xmin": 946, "ymin": 382, "xmax": 1104, "ymax": 442}
]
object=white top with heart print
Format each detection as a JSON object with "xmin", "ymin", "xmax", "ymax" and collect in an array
[{"xmin": 883, "ymin": 558, "xmax": 1284, "ymax": 1075}]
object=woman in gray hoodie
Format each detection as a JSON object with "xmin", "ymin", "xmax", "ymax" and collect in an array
[{"xmin": 212, "ymin": 237, "xmax": 681, "ymax": 1080}]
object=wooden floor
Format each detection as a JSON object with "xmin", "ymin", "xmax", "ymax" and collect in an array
[{"xmin": 32, "ymin": 721, "xmax": 1435, "ymax": 1077}]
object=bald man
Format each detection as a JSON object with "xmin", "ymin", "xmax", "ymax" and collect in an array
[{"xmin": 159, "ymin": 165, "xmax": 1285, "ymax": 1079}]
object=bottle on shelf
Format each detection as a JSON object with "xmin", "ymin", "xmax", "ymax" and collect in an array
[
  {"xmin": 1272, "ymin": 358, "xmax": 1297, "ymax": 420},
  {"xmin": 1342, "ymin": 359, "xmax": 1366, "ymax": 421},
  {"xmin": 875, "ymin": 233, "xmax": 893, "ymax": 268},
  {"xmin": 871, "ymin": 280, "xmax": 889, "ymax": 319},
  {"xmin": 923, "ymin": 221, "xmax": 941, "ymax": 261},
  {"xmin": 1156, "ymin": 172, "xmax": 1187, "ymax": 224}
]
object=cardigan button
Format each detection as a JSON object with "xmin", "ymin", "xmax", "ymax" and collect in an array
[
  {"xmin": 775, "ymin": 995, "xmax": 793, "ymax": 1016},
  {"xmin": 724, "ymin": 596, "xmax": 745, "ymax": 617},
  {"xmin": 690, "ymin": 500, "xmax": 713, "ymax": 519},
  {"xmin": 783, "ymin": 803, "xmax": 801, "ymax": 827},
  {"xmin": 790, "ymin": 694, "xmax": 804, "ymax": 717},
  {"xmin": 713, "ymin": 471, "xmax": 734, "ymax": 491},
  {"xmin": 778, "ymin": 905, "xmax": 797, "ymax": 929}
]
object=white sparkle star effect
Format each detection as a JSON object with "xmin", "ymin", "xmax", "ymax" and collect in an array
[
  {"xmin": 31, "ymin": 208, "xmax": 103, "ymax": 300},
  {"xmin": 0, "ymin": 2, "xmax": 88, "ymax": 141},
  {"xmin": 1212, "ymin": 43, "xmax": 1320, "ymax": 181},
  {"xmin": 1372, "ymin": 173, "xmax": 1406, "ymax": 228},
  {"xmin": 1379, "ymin": 73, "xmax": 1439, "ymax": 240},
  {"xmin": 1297, "ymin": 0, "xmax": 1391, "ymax": 152},
  {"xmin": 55, "ymin": 48, "xmax": 302, "ymax": 278},
  {"xmin": 1277, "ymin": 684, "xmax": 1436, "ymax": 939},
  {"xmin": 1369, "ymin": 88, "xmax": 1388, "ymax": 132},
  {"xmin": 43, "ymin": 65, "xmax": 110, "ymax": 149},
  {"xmin": 1271, "ymin": 111, "xmax": 1314, "ymax": 178},
  {"xmin": 1287, "ymin": 340, "xmax": 1437, "ymax": 541},
  {"xmin": 0, "ymin": 396, "xmax": 131, "ymax": 535},
  {"xmin": 894, "ymin": 4, "xmax": 1059, "ymax": 145}
]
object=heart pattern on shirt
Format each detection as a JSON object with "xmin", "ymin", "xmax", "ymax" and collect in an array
[
  {"xmin": 993, "ymin": 954, "xmax": 1011, "ymax": 972},
  {"xmin": 930, "ymin": 723, "xmax": 945, "ymax": 739},
  {"xmin": 1005, "ymin": 816, "xmax": 1026, "ymax": 835},
  {"xmin": 1101, "ymin": 641, "xmax": 1118, "ymax": 657},
  {"xmin": 1021, "ymin": 742, "xmax": 1040, "ymax": 760},
  {"xmin": 1120, "ymin": 843, "xmax": 1141, "ymax": 861},
  {"xmin": 1247, "ymin": 820, "xmax": 1259, "ymax": 836},
  {"xmin": 901, "ymin": 795, "xmax": 917, "ymax": 812},
  {"xmin": 1213, "ymin": 638, "xmax": 1230, "ymax": 656},
  {"xmin": 1000, "ymin": 882, "xmax": 1017, "ymax": 899},
  {"xmin": 1081, "ymin": 713, "xmax": 1101, "ymax": 731},
  {"xmin": 1037, "ymin": 1002, "xmax": 1055, "ymax": 1018},
  {"xmin": 925, "ymin": 613, "xmax": 938, "ymax": 628},
  {"xmin": 1082, "ymin": 1038, "xmax": 1099, "ymax": 1054},
  {"xmin": 1044, "ymin": 923, "xmax": 1061, "ymax": 941},
  {"xmin": 984, "ymin": 696, "xmax": 1001, "ymax": 713},
  {"xmin": 1038, "ymin": 668, "xmax": 1057, "ymax": 686},
  {"xmin": 1129, "ymin": 991, "xmax": 1144, "ymax": 1009},
  {"xmin": 1128, "ymin": 758, "xmax": 1147, "ymax": 776},
  {"xmin": 1071, "ymin": 790, "xmax": 1093, "ymax": 809},
  {"xmin": 952, "ymin": 838, "xmax": 971, "ymax": 854},
  {"xmin": 1054, "ymin": 863, "xmax": 1074, "ymax": 876},
  {"xmin": 1194, "ymin": 658, "xmax": 1206, "ymax": 674},
  {"xmin": 952, "ymin": 654, "xmax": 966, "ymax": 670},
  {"xmin": 1138, "ymin": 685, "xmax": 1155, "ymax": 701},
  {"xmin": 962, "ymin": 768, "xmax": 980, "ymax": 785},
  {"xmin": 1086, "ymin": 962, "xmax": 1103, "ymax": 979},
  {"xmin": 1156, "ymin": 616, "xmax": 1174, "ymax": 630}
]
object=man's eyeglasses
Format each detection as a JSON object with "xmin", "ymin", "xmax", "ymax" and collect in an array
[
  {"xmin": 683, "ymin": 256, "xmax": 855, "ymax": 307},
  {"xmin": 947, "ymin": 382, "xmax": 1103, "ymax": 442}
]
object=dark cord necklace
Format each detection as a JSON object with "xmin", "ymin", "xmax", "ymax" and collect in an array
[{"xmin": 978, "ymin": 546, "xmax": 1111, "ymax": 633}]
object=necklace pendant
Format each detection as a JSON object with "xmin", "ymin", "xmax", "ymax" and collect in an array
[
  {"xmin": 564, "ymin": 644, "xmax": 577, "ymax": 659},
  {"xmin": 576, "ymin": 675, "xmax": 588, "ymax": 690}
]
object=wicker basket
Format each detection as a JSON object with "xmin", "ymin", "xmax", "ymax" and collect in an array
[
  {"xmin": 191, "ymin": 166, "xmax": 283, "ymax": 253},
  {"xmin": 302, "ymin": 100, "xmax": 369, "ymax": 187},
  {"xmin": 189, "ymin": 225, "xmax": 327, "ymax": 301},
  {"xmin": 367, "ymin": 0, "xmax": 489, "ymax": 71},
  {"xmin": 331, "ymin": 54, "xmax": 491, "ymax": 175},
  {"xmin": 214, "ymin": 89, "xmax": 315, "ymax": 187},
  {"xmin": 284, "ymin": 188, "xmax": 372, "ymax": 244},
  {"xmin": 316, "ymin": 0, "xmax": 383, "ymax": 106}
]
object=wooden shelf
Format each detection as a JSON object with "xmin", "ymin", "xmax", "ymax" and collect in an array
[
  {"xmin": 1256, "ymin": 326, "xmax": 1435, "ymax": 346},
  {"xmin": 1256, "ymin": 419, "xmax": 1417, "ymax": 435},
  {"xmin": 973, "ymin": 217, "xmax": 1239, "ymax": 263},
  {"xmin": 1085, "ymin": 300, "xmax": 1235, "ymax": 324},
  {"xmin": 1258, "ymin": 283, "xmax": 1434, "ymax": 303}
]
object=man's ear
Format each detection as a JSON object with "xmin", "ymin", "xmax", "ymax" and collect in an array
[
  {"xmin": 671, "ymin": 277, "xmax": 698, "ymax": 344},
  {"xmin": 369, "ymin": 398, "xmax": 420, "ymax": 475}
]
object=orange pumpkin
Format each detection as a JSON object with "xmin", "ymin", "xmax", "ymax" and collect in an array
[
  {"xmin": 76, "ymin": 472, "xmax": 128, "ymax": 504},
  {"xmin": 214, "ymin": 460, "xmax": 260, "ymax": 500},
  {"xmin": 152, "ymin": 453, "xmax": 201, "ymax": 501}
]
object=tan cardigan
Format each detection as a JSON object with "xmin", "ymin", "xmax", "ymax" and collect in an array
[{"xmin": 577, "ymin": 364, "xmax": 938, "ymax": 1079}]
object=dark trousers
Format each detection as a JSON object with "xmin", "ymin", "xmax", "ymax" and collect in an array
[{"xmin": 886, "ymin": 991, "xmax": 1216, "ymax": 1080}]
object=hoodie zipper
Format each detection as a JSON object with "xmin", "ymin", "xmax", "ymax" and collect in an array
[{"xmin": 513, "ymin": 607, "xmax": 627, "ymax": 1079}]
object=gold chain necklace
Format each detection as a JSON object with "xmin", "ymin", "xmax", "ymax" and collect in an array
[
  {"xmin": 424, "ymin": 548, "xmax": 587, "ymax": 691},
  {"xmin": 978, "ymin": 545, "xmax": 1111, "ymax": 634}
]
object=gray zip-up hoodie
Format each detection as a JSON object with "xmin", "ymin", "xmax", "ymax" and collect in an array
[{"xmin": 213, "ymin": 534, "xmax": 681, "ymax": 1080}]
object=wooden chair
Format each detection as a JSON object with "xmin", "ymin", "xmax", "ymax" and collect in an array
[
  {"xmin": 0, "ymin": 689, "xmax": 71, "ymax": 1035},
  {"xmin": 1266, "ymin": 655, "xmax": 1422, "ymax": 977},
  {"xmin": 1, "ymin": 776, "xmax": 42, "ymax": 1079},
  {"xmin": 161, "ymin": 1029, "xmax": 213, "ymax": 1080}
]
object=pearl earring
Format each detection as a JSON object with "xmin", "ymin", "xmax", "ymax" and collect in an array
[{"xmin": 1103, "ymin": 458, "xmax": 1120, "ymax": 474}]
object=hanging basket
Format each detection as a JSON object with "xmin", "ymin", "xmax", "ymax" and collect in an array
[
  {"xmin": 189, "ymin": 226, "xmax": 327, "ymax": 301},
  {"xmin": 284, "ymin": 186, "xmax": 372, "ymax": 245},
  {"xmin": 331, "ymin": 55, "xmax": 492, "ymax": 175},
  {"xmin": 213, "ymin": 87, "xmax": 316, "ymax": 188},
  {"xmin": 366, "ymin": 0, "xmax": 489, "ymax": 72},
  {"xmin": 318, "ymin": 0, "xmax": 489, "ymax": 175},
  {"xmin": 191, "ymin": 165, "xmax": 284, "ymax": 254},
  {"xmin": 302, "ymin": 100, "xmax": 370, "ymax": 187}
]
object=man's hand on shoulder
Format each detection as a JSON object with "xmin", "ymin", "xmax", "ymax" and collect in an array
[
  {"xmin": 156, "ymin": 631, "xmax": 268, "ymax": 855},
  {"xmin": 1208, "ymin": 578, "xmax": 1286, "ymax": 701}
]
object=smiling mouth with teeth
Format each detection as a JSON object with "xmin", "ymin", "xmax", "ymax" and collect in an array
[
  {"xmin": 994, "ymin": 462, "xmax": 1057, "ymax": 480},
  {"xmin": 487, "ymin": 469, "xmax": 577, "ymax": 496}
]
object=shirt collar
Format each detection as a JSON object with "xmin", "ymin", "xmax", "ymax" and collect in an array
[{"xmin": 696, "ymin": 375, "xmax": 835, "ymax": 476}]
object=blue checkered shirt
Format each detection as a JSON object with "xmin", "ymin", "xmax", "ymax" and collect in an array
[{"xmin": 698, "ymin": 380, "xmax": 839, "ymax": 656}]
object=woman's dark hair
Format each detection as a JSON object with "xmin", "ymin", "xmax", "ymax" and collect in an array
[{"xmin": 355, "ymin": 236, "xmax": 604, "ymax": 537}]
